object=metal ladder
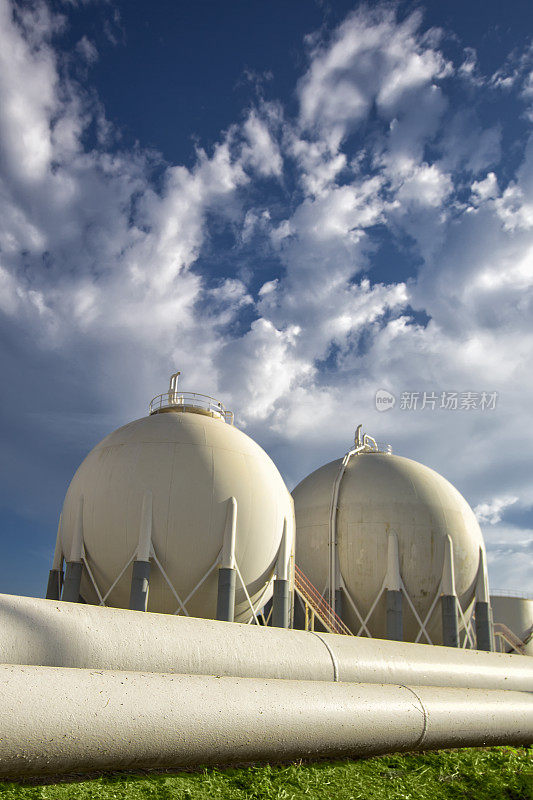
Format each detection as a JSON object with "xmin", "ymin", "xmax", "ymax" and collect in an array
[{"xmin": 294, "ymin": 565, "xmax": 353, "ymax": 635}]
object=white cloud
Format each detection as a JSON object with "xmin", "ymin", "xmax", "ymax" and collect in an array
[
  {"xmin": 258, "ymin": 279, "xmax": 278, "ymax": 297},
  {"xmin": 0, "ymin": 264, "xmax": 22, "ymax": 314},
  {"xmin": 490, "ymin": 41, "xmax": 533, "ymax": 100},
  {"xmin": 482, "ymin": 524, "xmax": 533, "ymax": 592},
  {"xmin": 475, "ymin": 496, "xmax": 519, "ymax": 525},
  {"xmin": 220, "ymin": 319, "xmax": 313, "ymax": 420},
  {"xmin": 438, "ymin": 114, "xmax": 501, "ymax": 177},
  {"xmin": 75, "ymin": 35, "xmax": 97, "ymax": 63},
  {"xmin": 458, "ymin": 47, "xmax": 480, "ymax": 82},
  {"xmin": 1, "ymin": 0, "xmax": 533, "ymax": 596},
  {"xmin": 241, "ymin": 109, "xmax": 283, "ymax": 177},
  {"xmin": 0, "ymin": 0, "xmax": 58, "ymax": 183},
  {"xmin": 298, "ymin": 7, "xmax": 450, "ymax": 150},
  {"xmin": 471, "ymin": 172, "xmax": 499, "ymax": 203},
  {"xmin": 0, "ymin": 0, "xmax": 253, "ymax": 458},
  {"xmin": 395, "ymin": 162, "xmax": 452, "ymax": 207},
  {"xmin": 288, "ymin": 135, "xmax": 347, "ymax": 197},
  {"xmin": 495, "ymin": 186, "xmax": 533, "ymax": 231}
]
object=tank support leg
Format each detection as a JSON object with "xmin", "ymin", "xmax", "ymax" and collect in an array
[
  {"xmin": 129, "ymin": 492, "xmax": 153, "ymax": 612},
  {"xmin": 217, "ymin": 567, "xmax": 236, "ymax": 622},
  {"xmin": 475, "ymin": 601, "xmax": 495, "ymax": 652},
  {"xmin": 474, "ymin": 547, "xmax": 494, "ymax": 651},
  {"xmin": 46, "ymin": 517, "xmax": 64, "ymax": 600},
  {"xmin": 441, "ymin": 534, "xmax": 459, "ymax": 647},
  {"xmin": 62, "ymin": 497, "xmax": 84, "ymax": 603},
  {"xmin": 217, "ymin": 497, "xmax": 238, "ymax": 622},
  {"xmin": 46, "ymin": 569, "xmax": 63, "ymax": 601},
  {"xmin": 386, "ymin": 590, "xmax": 403, "ymax": 641},
  {"xmin": 334, "ymin": 588, "xmax": 344, "ymax": 623},
  {"xmin": 441, "ymin": 595, "xmax": 460, "ymax": 647},
  {"xmin": 385, "ymin": 531, "xmax": 403, "ymax": 640},
  {"xmin": 130, "ymin": 561, "xmax": 151, "ymax": 612},
  {"xmin": 272, "ymin": 518, "xmax": 291, "ymax": 628},
  {"xmin": 272, "ymin": 579, "xmax": 290, "ymax": 628},
  {"xmin": 62, "ymin": 562, "xmax": 83, "ymax": 603}
]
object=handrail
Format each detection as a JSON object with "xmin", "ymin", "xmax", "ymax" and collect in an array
[
  {"xmin": 149, "ymin": 392, "xmax": 234, "ymax": 424},
  {"xmin": 493, "ymin": 622, "xmax": 528, "ymax": 655},
  {"xmin": 491, "ymin": 589, "xmax": 533, "ymax": 600},
  {"xmin": 294, "ymin": 565, "xmax": 353, "ymax": 636},
  {"xmin": 373, "ymin": 442, "xmax": 393, "ymax": 455}
]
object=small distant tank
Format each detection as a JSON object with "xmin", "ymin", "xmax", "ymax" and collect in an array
[
  {"xmin": 491, "ymin": 594, "xmax": 533, "ymax": 656},
  {"xmin": 293, "ymin": 426, "xmax": 487, "ymax": 645},
  {"xmin": 50, "ymin": 373, "xmax": 294, "ymax": 623}
]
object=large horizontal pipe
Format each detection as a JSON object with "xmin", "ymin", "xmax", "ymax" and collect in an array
[
  {"xmin": 1, "ymin": 594, "xmax": 531, "ymax": 691},
  {"xmin": 0, "ymin": 664, "xmax": 531, "ymax": 778}
]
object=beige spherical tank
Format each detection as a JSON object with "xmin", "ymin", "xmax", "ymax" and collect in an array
[
  {"xmin": 293, "ymin": 431, "xmax": 484, "ymax": 644},
  {"xmin": 59, "ymin": 380, "xmax": 294, "ymax": 622}
]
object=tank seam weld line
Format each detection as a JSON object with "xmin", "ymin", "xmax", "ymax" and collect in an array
[
  {"xmin": 308, "ymin": 631, "xmax": 339, "ymax": 682},
  {"xmin": 398, "ymin": 684, "xmax": 429, "ymax": 747}
]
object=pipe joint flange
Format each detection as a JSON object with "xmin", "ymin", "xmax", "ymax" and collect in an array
[{"xmin": 309, "ymin": 631, "xmax": 339, "ymax": 682}]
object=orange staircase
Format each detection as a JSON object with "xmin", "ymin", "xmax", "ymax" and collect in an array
[{"xmin": 294, "ymin": 565, "xmax": 353, "ymax": 635}]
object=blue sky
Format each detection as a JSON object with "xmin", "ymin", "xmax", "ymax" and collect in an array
[{"xmin": 0, "ymin": 0, "xmax": 532, "ymax": 598}]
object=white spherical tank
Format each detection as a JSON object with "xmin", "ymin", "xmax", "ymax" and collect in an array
[
  {"xmin": 293, "ymin": 429, "xmax": 484, "ymax": 644},
  {"xmin": 58, "ymin": 379, "xmax": 294, "ymax": 622}
]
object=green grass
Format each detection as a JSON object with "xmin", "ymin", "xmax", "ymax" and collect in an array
[{"xmin": 0, "ymin": 748, "xmax": 531, "ymax": 800}]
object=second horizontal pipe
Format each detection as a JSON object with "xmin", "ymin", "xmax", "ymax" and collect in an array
[{"xmin": 0, "ymin": 664, "xmax": 531, "ymax": 778}]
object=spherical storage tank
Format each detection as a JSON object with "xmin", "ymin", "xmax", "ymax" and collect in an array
[
  {"xmin": 58, "ymin": 374, "xmax": 294, "ymax": 622},
  {"xmin": 293, "ymin": 427, "xmax": 485, "ymax": 644}
]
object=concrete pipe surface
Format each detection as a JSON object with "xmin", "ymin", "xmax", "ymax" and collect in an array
[
  {"xmin": 1, "ymin": 594, "xmax": 532, "ymax": 692},
  {"xmin": 0, "ymin": 664, "xmax": 531, "ymax": 778}
]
